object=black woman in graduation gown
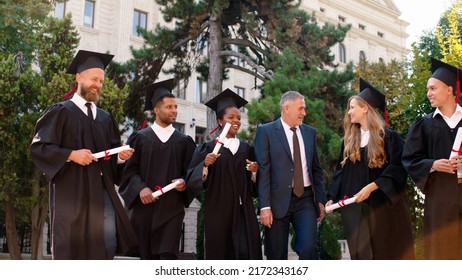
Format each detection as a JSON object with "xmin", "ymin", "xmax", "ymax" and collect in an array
[
  {"xmin": 327, "ymin": 79, "xmax": 414, "ymax": 260},
  {"xmin": 186, "ymin": 89, "xmax": 262, "ymax": 260}
]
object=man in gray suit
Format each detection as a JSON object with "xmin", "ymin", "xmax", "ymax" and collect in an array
[{"xmin": 254, "ymin": 91, "xmax": 326, "ymax": 260}]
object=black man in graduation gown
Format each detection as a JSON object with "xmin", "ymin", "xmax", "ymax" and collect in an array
[
  {"xmin": 186, "ymin": 89, "xmax": 262, "ymax": 260},
  {"xmin": 30, "ymin": 50, "xmax": 138, "ymax": 260},
  {"xmin": 119, "ymin": 79, "xmax": 196, "ymax": 260},
  {"xmin": 403, "ymin": 58, "xmax": 462, "ymax": 259}
]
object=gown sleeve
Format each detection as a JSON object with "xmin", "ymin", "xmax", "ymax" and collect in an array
[
  {"xmin": 185, "ymin": 143, "xmax": 209, "ymax": 205},
  {"xmin": 402, "ymin": 117, "xmax": 434, "ymax": 192},
  {"xmin": 30, "ymin": 103, "xmax": 72, "ymax": 181},
  {"xmin": 118, "ymin": 131, "xmax": 147, "ymax": 209},
  {"xmin": 374, "ymin": 129, "xmax": 408, "ymax": 204}
]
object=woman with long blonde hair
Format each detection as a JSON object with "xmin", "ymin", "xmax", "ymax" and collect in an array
[{"xmin": 326, "ymin": 78, "xmax": 414, "ymax": 260}]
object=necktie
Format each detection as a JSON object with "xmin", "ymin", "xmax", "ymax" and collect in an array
[
  {"xmin": 290, "ymin": 127, "xmax": 304, "ymax": 197},
  {"xmin": 85, "ymin": 102, "xmax": 94, "ymax": 120}
]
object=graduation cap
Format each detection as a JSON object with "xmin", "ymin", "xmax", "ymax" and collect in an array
[
  {"xmin": 358, "ymin": 78, "xmax": 386, "ymax": 111},
  {"xmin": 66, "ymin": 50, "xmax": 114, "ymax": 74},
  {"xmin": 430, "ymin": 58, "xmax": 461, "ymax": 103},
  {"xmin": 204, "ymin": 88, "xmax": 248, "ymax": 114},
  {"xmin": 144, "ymin": 78, "xmax": 175, "ymax": 111},
  {"xmin": 357, "ymin": 78, "xmax": 388, "ymax": 127}
]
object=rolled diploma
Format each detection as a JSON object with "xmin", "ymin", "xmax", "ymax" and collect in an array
[
  {"xmin": 92, "ymin": 145, "xmax": 131, "ymax": 159},
  {"xmin": 326, "ymin": 196, "xmax": 357, "ymax": 212},
  {"xmin": 450, "ymin": 127, "xmax": 462, "ymax": 159},
  {"xmin": 212, "ymin": 122, "xmax": 231, "ymax": 154},
  {"xmin": 151, "ymin": 180, "xmax": 181, "ymax": 198}
]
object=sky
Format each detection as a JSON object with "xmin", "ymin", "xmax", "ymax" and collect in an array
[{"xmin": 393, "ymin": 0, "xmax": 454, "ymax": 48}]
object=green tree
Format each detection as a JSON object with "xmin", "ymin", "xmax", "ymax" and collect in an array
[
  {"xmin": 0, "ymin": 54, "xmax": 41, "ymax": 259},
  {"xmin": 0, "ymin": 0, "xmax": 52, "ymax": 63},
  {"xmin": 1, "ymin": 7, "xmax": 129, "ymax": 259},
  {"xmin": 113, "ymin": 0, "xmax": 351, "ymax": 134}
]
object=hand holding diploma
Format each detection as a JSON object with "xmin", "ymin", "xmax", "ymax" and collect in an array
[
  {"xmin": 212, "ymin": 122, "xmax": 231, "ymax": 154},
  {"xmin": 151, "ymin": 179, "xmax": 185, "ymax": 198},
  {"xmin": 325, "ymin": 196, "xmax": 357, "ymax": 213},
  {"xmin": 433, "ymin": 127, "xmax": 462, "ymax": 174},
  {"xmin": 92, "ymin": 145, "xmax": 132, "ymax": 159},
  {"xmin": 203, "ymin": 122, "xmax": 230, "ymax": 169},
  {"xmin": 449, "ymin": 127, "xmax": 462, "ymax": 175}
]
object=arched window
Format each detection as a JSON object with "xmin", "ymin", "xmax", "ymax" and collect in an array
[
  {"xmin": 359, "ymin": 51, "xmax": 366, "ymax": 62},
  {"xmin": 339, "ymin": 43, "xmax": 346, "ymax": 63}
]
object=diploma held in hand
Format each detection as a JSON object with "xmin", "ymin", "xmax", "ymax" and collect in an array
[
  {"xmin": 326, "ymin": 196, "xmax": 357, "ymax": 212},
  {"xmin": 92, "ymin": 145, "xmax": 131, "ymax": 159},
  {"xmin": 151, "ymin": 180, "xmax": 181, "ymax": 198},
  {"xmin": 212, "ymin": 122, "xmax": 231, "ymax": 154},
  {"xmin": 450, "ymin": 127, "xmax": 462, "ymax": 158}
]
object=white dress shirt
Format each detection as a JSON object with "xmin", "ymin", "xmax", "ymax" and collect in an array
[
  {"xmin": 151, "ymin": 122, "xmax": 175, "ymax": 143},
  {"xmin": 71, "ymin": 93, "xmax": 96, "ymax": 119}
]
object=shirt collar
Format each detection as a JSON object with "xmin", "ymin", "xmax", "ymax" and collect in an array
[
  {"xmin": 152, "ymin": 121, "xmax": 175, "ymax": 134},
  {"xmin": 433, "ymin": 104, "xmax": 462, "ymax": 118},
  {"xmin": 71, "ymin": 93, "xmax": 94, "ymax": 113},
  {"xmin": 281, "ymin": 118, "xmax": 297, "ymax": 131}
]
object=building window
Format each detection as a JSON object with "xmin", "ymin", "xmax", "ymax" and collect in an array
[
  {"xmin": 196, "ymin": 34, "xmax": 208, "ymax": 57},
  {"xmin": 379, "ymin": 57, "xmax": 384, "ymax": 63},
  {"xmin": 232, "ymin": 45, "xmax": 245, "ymax": 67},
  {"xmin": 173, "ymin": 123, "xmax": 185, "ymax": 133},
  {"xmin": 234, "ymin": 86, "xmax": 245, "ymax": 112},
  {"xmin": 195, "ymin": 127, "xmax": 206, "ymax": 145},
  {"xmin": 377, "ymin": 31, "xmax": 384, "ymax": 38},
  {"xmin": 54, "ymin": 2, "xmax": 66, "ymax": 19},
  {"xmin": 84, "ymin": 0, "xmax": 95, "ymax": 28},
  {"xmin": 358, "ymin": 24, "xmax": 365, "ymax": 31},
  {"xmin": 339, "ymin": 43, "xmax": 346, "ymax": 63},
  {"xmin": 359, "ymin": 51, "xmax": 366, "ymax": 61},
  {"xmin": 196, "ymin": 79, "xmax": 207, "ymax": 103},
  {"xmin": 132, "ymin": 10, "xmax": 147, "ymax": 37},
  {"xmin": 320, "ymin": 7, "xmax": 325, "ymax": 13},
  {"xmin": 338, "ymin": 15, "xmax": 346, "ymax": 23},
  {"xmin": 174, "ymin": 79, "xmax": 187, "ymax": 99}
]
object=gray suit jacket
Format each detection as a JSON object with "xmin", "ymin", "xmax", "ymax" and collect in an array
[{"xmin": 254, "ymin": 118, "xmax": 325, "ymax": 219}]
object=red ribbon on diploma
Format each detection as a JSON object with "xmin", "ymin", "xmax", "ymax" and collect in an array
[
  {"xmin": 214, "ymin": 137, "xmax": 223, "ymax": 145},
  {"xmin": 339, "ymin": 196, "xmax": 349, "ymax": 207},
  {"xmin": 452, "ymin": 145, "xmax": 462, "ymax": 155},
  {"xmin": 103, "ymin": 150, "xmax": 111, "ymax": 160},
  {"xmin": 155, "ymin": 186, "xmax": 164, "ymax": 194}
]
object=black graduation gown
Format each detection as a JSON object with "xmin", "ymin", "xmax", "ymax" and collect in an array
[
  {"xmin": 119, "ymin": 127, "xmax": 196, "ymax": 259},
  {"xmin": 186, "ymin": 140, "xmax": 262, "ymax": 260},
  {"xmin": 329, "ymin": 129, "xmax": 414, "ymax": 260},
  {"xmin": 402, "ymin": 114, "xmax": 462, "ymax": 259},
  {"xmin": 29, "ymin": 101, "xmax": 138, "ymax": 259}
]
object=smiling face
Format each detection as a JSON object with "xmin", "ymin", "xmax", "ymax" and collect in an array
[
  {"xmin": 76, "ymin": 68, "xmax": 104, "ymax": 103},
  {"xmin": 281, "ymin": 97, "xmax": 306, "ymax": 127},
  {"xmin": 218, "ymin": 107, "xmax": 241, "ymax": 138},
  {"xmin": 427, "ymin": 77, "xmax": 454, "ymax": 109},
  {"xmin": 348, "ymin": 97, "xmax": 368, "ymax": 127}
]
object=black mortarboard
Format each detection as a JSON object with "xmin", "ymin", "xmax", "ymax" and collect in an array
[
  {"xmin": 358, "ymin": 78, "xmax": 386, "ymax": 111},
  {"xmin": 144, "ymin": 78, "xmax": 175, "ymax": 111},
  {"xmin": 67, "ymin": 50, "xmax": 114, "ymax": 74},
  {"xmin": 430, "ymin": 58, "xmax": 461, "ymax": 102},
  {"xmin": 204, "ymin": 88, "xmax": 248, "ymax": 114}
]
